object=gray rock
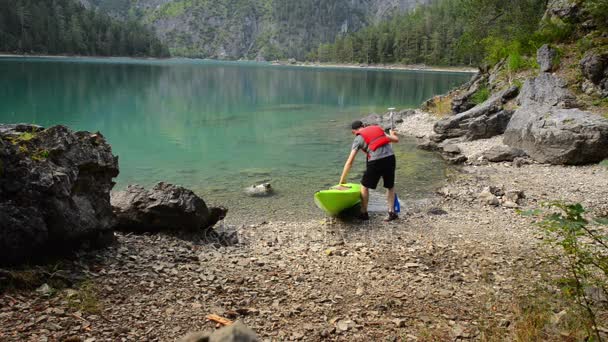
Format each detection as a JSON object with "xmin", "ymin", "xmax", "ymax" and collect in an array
[
  {"xmin": 537, "ymin": 44, "xmax": 558, "ymax": 72},
  {"xmin": 443, "ymin": 154, "xmax": 467, "ymax": 165},
  {"xmin": 580, "ymin": 51, "xmax": 608, "ymax": 97},
  {"xmin": 479, "ymin": 188, "xmax": 499, "ymax": 206},
  {"xmin": 179, "ymin": 321, "xmax": 258, "ymax": 342},
  {"xmin": 505, "ymin": 190, "xmax": 525, "ymax": 204},
  {"xmin": 427, "ymin": 207, "xmax": 448, "ymax": 216},
  {"xmin": 451, "ymin": 73, "xmax": 486, "ymax": 114},
  {"xmin": 466, "ymin": 109, "xmax": 515, "ymax": 140},
  {"xmin": 481, "ymin": 145, "xmax": 527, "ymax": 162},
  {"xmin": 504, "ymin": 105, "xmax": 608, "ymax": 164},
  {"xmin": 416, "ymin": 139, "xmax": 440, "ymax": 151},
  {"xmin": 433, "ymin": 86, "xmax": 518, "ymax": 141},
  {"xmin": 518, "ymin": 73, "xmax": 576, "ymax": 108},
  {"xmin": 545, "ymin": 0, "xmax": 580, "ymax": 21},
  {"xmin": 360, "ymin": 109, "xmax": 415, "ymax": 130},
  {"xmin": 245, "ymin": 183, "xmax": 273, "ymax": 197},
  {"xmin": 0, "ymin": 124, "xmax": 118, "ymax": 265},
  {"xmin": 441, "ymin": 144, "xmax": 461, "ymax": 155},
  {"xmin": 111, "ymin": 182, "xmax": 224, "ymax": 232}
]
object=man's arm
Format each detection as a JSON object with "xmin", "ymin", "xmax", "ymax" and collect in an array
[
  {"xmin": 387, "ymin": 129, "xmax": 399, "ymax": 143},
  {"xmin": 339, "ymin": 149, "xmax": 358, "ymax": 184}
]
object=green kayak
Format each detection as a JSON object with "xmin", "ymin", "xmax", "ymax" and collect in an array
[{"xmin": 314, "ymin": 183, "xmax": 361, "ymax": 216}]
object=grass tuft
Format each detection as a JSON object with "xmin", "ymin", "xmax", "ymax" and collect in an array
[
  {"xmin": 471, "ymin": 86, "xmax": 490, "ymax": 104},
  {"xmin": 427, "ymin": 95, "xmax": 453, "ymax": 118},
  {"xmin": 68, "ymin": 280, "xmax": 103, "ymax": 314}
]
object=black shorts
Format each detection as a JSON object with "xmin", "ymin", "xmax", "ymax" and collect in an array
[{"xmin": 361, "ymin": 155, "xmax": 396, "ymax": 189}]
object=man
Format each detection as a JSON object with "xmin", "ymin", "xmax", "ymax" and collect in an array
[{"xmin": 339, "ymin": 120, "xmax": 399, "ymax": 222}]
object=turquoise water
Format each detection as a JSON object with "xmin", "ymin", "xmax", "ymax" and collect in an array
[{"xmin": 0, "ymin": 57, "xmax": 471, "ymax": 221}]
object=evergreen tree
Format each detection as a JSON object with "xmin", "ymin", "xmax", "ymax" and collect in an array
[{"xmin": 0, "ymin": 0, "xmax": 170, "ymax": 57}]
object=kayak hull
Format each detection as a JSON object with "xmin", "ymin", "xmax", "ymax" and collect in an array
[{"xmin": 314, "ymin": 183, "xmax": 361, "ymax": 216}]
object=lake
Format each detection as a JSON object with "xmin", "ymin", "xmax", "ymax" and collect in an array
[{"xmin": 0, "ymin": 58, "xmax": 471, "ymax": 222}]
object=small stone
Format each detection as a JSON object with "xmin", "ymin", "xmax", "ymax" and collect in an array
[
  {"xmin": 36, "ymin": 284, "xmax": 52, "ymax": 296},
  {"xmin": 336, "ymin": 320, "xmax": 356, "ymax": 332},
  {"xmin": 392, "ymin": 318, "xmax": 406, "ymax": 328},
  {"xmin": 355, "ymin": 287, "xmax": 364, "ymax": 296},
  {"xmin": 503, "ymin": 201, "xmax": 519, "ymax": 208}
]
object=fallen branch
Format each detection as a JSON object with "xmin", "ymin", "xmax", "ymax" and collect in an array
[{"xmin": 205, "ymin": 314, "xmax": 233, "ymax": 326}]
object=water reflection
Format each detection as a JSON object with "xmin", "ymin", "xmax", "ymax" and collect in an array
[{"xmin": 0, "ymin": 58, "xmax": 471, "ymax": 221}]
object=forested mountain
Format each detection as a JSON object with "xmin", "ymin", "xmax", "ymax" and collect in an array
[
  {"xmin": 84, "ymin": 0, "xmax": 431, "ymax": 59},
  {"xmin": 315, "ymin": 0, "xmax": 549, "ymax": 66},
  {"xmin": 0, "ymin": 0, "xmax": 170, "ymax": 57}
]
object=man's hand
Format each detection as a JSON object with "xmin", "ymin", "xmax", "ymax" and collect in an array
[{"xmin": 388, "ymin": 129, "xmax": 399, "ymax": 143}]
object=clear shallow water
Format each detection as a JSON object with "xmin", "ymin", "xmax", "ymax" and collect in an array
[{"xmin": 0, "ymin": 57, "xmax": 471, "ymax": 222}]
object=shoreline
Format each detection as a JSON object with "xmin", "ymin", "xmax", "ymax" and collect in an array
[
  {"xmin": 0, "ymin": 53, "xmax": 478, "ymax": 73},
  {"xmin": 273, "ymin": 61, "xmax": 479, "ymax": 73}
]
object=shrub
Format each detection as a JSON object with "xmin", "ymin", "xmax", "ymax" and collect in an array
[
  {"xmin": 521, "ymin": 202, "xmax": 608, "ymax": 341},
  {"xmin": 471, "ymin": 86, "xmax": 490, "ymax": 104}
]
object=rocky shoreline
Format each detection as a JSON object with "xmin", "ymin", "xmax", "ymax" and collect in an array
[
  {"xmin": 2, "ymin": 2, "xmax": 608, "ymax": 339},
  {"xmin": 2, "ymin": 86, "xmax": 607, "ymax": 341}
]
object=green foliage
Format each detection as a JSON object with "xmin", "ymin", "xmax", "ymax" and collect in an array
[
  {"xmin": 313, "ymin": 0, "xmax": 547, "ymax": 66},
  {"xmin": 526, "ymin": 202, "xmax": 608, "ymax": 341},
  {"xmin": 600, "ymin": 159, "xmax": 608, "ymax": 168},
  {"xmin": 533, "ymin": 18, "xmax": 575, "ymax": 46},
  {"xmin": 584, "ymin": 0, "xmax": 608, "ymax": 30},
  {"xmin": 471, "ymin": 86, "xmax": 490, "ymax": 104},
  {"xmin": 0, "ymin": 0, "xmax": 170, "ymax": 57}
]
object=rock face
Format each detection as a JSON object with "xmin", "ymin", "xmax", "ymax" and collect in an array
[
  {"xmin": 0, "ymin": 124, "xmax": 119, "ymax": 265},
  {"xmin": 92, "ymin": 0, "xmax": 430, "ymax": 60},
  {"xmin": 111, "ymin": 182, "xmax": 226, "ymax": 232},
  {"xmin": 537, "ymin": 44, "xmax": 558, "ymax": 72},
  {"xmin": 504, "ymin": 106, "xmax": 608, "ymax": 164},
  {"xmin": 433, "ymin": 86, "xmax": 518, "ymax": 141},
  {"xmin": 580, "ymin": 51, "xmax": 608, "ymax": 97}
]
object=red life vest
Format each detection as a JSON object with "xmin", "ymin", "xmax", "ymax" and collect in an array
[{"xmin": 356, "ymin": 126, "xmax": 391, "ymax": 155}]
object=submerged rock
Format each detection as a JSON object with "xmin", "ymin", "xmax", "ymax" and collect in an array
[
  {"xmin": 245, "ymin": 182, "xmax": 273, "ymax": 197},
  {"xmin": 0, "ymin": 124, "xmax": 119, "ymax": 265},
  {"xmin": 111, "ymin": 182, "xmax": 226, "ymax": 232}
]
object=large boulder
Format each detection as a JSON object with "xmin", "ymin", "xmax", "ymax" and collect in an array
[
  {"xmin": 0, "ymin": 124, "xmax": 119, "ymax": 265},
  {"xmin": 518, "ymin": 73, "xmax": 576, "ymax": 108},
  {"xmin": 433, "ymin": 86, "xmax": 518, "ymax": 141},
  {"xmin": 580, "ymin": 51, "xmax": 608, "ymax": 97},
  {"xmin": 111, "ymin": 182, "xmax": 226, "ymax": 232},
  {"xmin": 504, "ymin": 106, "xmax": 608, "ymax": 164}
]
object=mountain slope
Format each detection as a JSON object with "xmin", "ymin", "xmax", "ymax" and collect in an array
[{"xmin": 89, "ymin": 0, "xmax": 430, "ymax": 59}]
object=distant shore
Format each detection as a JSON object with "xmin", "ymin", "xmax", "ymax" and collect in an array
[
  {"xmin": 272, "ymin": 61, "xmax": 479, "ymax": 73},
  {"xmin": 0, "ymin": 53, "xmax": 478, "ymax": 73}
]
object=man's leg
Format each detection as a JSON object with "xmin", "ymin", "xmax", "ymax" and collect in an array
[
  {"xmin": 360, "ymin": 185, "xmax": 369, "ymax": 214},
  {"xmin": 386, "ymin": 187, "xmax": 395, "ymax": 213}
]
